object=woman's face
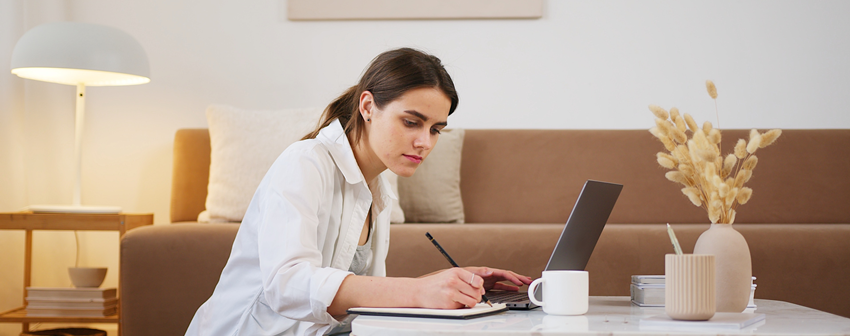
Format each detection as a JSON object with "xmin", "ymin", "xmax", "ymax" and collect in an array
[{"xmin": 361, "ymin": 87, "xmax": 451, "ymax": 178}]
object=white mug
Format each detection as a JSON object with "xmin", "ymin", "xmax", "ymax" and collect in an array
[{"xmin": 528, "ymin": 270, "xmax": 589, "ymax": 315}]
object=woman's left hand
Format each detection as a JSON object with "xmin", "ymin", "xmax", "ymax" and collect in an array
[{"xmin": 463, "ymin": 267, "xmax": 533, "ymax": 292}]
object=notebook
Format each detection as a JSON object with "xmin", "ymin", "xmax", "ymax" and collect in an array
[
  {"xmin": 487, "ymin": 179, "xmax": 622, "ymax": 309},
  {"xmin": 347, "ymin": 303, "xmax": 508, "ymax": 319}
]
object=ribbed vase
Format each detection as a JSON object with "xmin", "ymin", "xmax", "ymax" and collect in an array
[
  {"xmin": 693, "ymin": 223, "xmax": 752, "ymax": 312},
  {"xmin": 665, "ymin": 254, "xmax": 716, "ymax": 320}
]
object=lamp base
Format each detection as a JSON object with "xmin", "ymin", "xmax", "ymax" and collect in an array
[{"xmin": 24, "ymin": 205, "xmax": 122, "ymax": 214}]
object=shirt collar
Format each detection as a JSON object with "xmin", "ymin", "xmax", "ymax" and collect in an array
[
  {"xmin": 317, "ymin": 119, "xmax": 364, "ymax": 185},
  {"xmin": 316, "ymin": 119, "xmax": 398, "ymax": 202}
]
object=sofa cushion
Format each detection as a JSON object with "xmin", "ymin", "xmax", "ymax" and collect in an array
[
  {"xmin": 398, "ymin": 129, "xmax": 465, "ymax": 223},
  {"xmin": 203, "ymin": 105, "xmax": 322, "ymax": 222}
]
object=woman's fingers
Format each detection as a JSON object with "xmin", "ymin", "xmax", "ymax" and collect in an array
[
  {"xmin": 489, "ymin": 269, "xmax": 533, "ymax": 285},
  {"xmin": 492, "ymin": 282, "xmax": 520, "ymax": 291},
  {"xmin": 436, "ymin": 268, "xmax": 482, "ymax": 308},
  {"xmin": 452, "ymin": 269, "xmax": 483, "ymax": 303}
]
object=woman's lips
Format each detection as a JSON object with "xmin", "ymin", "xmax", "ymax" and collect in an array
[{"xmin": 403, "ymin": 154, "xmax": 422, "ymax": 163}]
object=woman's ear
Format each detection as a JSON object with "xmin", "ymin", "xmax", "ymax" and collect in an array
[{"xmin": 359, "ymin": 91, "xmax": 375, "ymax": 122}]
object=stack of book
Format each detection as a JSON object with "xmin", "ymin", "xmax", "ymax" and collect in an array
[
  {"xmin": 25, "ymin": 287, "xmax": 118, "ymax": 317},
  {"xmin": 630, "ymin": 275, "xmax": 757, "ymax": 308}
]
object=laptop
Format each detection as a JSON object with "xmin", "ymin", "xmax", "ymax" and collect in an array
[{"xmin": 486, "ymin": 179, "xmax": 623, "ymax": 309}]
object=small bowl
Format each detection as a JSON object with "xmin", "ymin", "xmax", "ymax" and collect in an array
[{"xmin": 68, "ymin": 267, "xmax": 107, "ymax": 288}]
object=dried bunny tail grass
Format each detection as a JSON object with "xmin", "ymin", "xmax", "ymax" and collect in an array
[
  {"xmin": 703, "ymin": 121, "xmax": 713, "ymax": 134},
  {"xmin": 747, "ymin": 134, "xmax": 762, "ymax": 154},
  {"xmin": 660, "ymin": 135, "xmax": 676, "ymax": 151},
  {"xmin": 649, "ymin": 127, "xmax": 663, "ymax": 140},
  {"xmin": 750, "ymin": 129, "xmax": 760, "ymax": 140},
  {"xmin": 673, "ymin": 145, "xmax": 690, "ymax": 162},
  {"xmin": 734, "ymin": 139, "xmax": 748, "ymax": 159},
  {"xmin": 684, "ymin": 114, "xmax": 700, "ymax": 133},
  {"xmin": 712, "ymin": 175, "xmax": 724, "ymax": 189},
  {"xmin": 666, "ymin": 171, "xmax": 688, "ymax": 185},
  {"xmin": 649, "ymin": 105, "xmax": 670, "ymax": 120},
  {"xmin": 682, "ymin": 187, "xmax": 703, "ymax": 207},
  {"xmin": 671, "ymin": 127, "xmax": 687, "ymax": 144},
  {"xmin": 656, "ymin": 118, "xmax": 687, "ymax": 144},
  {"xmin": 742, "ymin": 155, "xmax": 758, "ymax": 170},
  {"xmin": 655, "ymin": 118, "xmax": 674, "ymax": 137},
  {"xmin": 703, "ymin": 162, "xmax": 717, "ymax": 180},
  {"xmin": 721, "ymin": 154, "xmax": 737, "ymax": 178},
  {"xmin": 709, "ymin": 190, "xmax": 720, "ymax": 205},
  {"xmin": 735, "ymin": 169, "xmax": 752, "ymax": 188},
  {"xmin": 670, "ymin": 107, "xmax": 681, "ymax": 120},
  {"xmin": 728, "ymin": 209, "xmax": 737, "ymax": 224},
  {"xmin": 651, "ymin": 126, "xmax": 676, "ymax": 151},
  {"xmin": 678, "ymin": 163, "xmax": 695, "ymax": 177},
  {"xmin": 673, "ymin": 115, "xmax": 687, "ymax": 133},
  {"xmin": 760, "ymin": 129, "xmax": 782, "ymax": 148},
  {"xmin": 714, "ymin": 155, "xmax": 723, "ymax": 173},
  {"xmin": 657, "ymin": 152, "xmax": 678, "ymax": 169},
  {"xmin": 697, "ymin": 149, "xmax": 717, "ymax": 165},
  {"xmin": 726, "ymin": 187, "xmax": 739, "ymax": 207},
  {"xmin": 708, "ymin": 129, "xmax": 721, "ymax": 144},
  {"xmin": 718, "ymin": 182, "xmax": 730, "ymax": 198},
  {"xmin": 708, "ymin": 202, "xmax": 721, "ymax": 223},
  {"xmin": 692, "ymin": 128, "xmax": 711, "ymax": 148},
  {"xmin": 706, "ymin": 80, "xmax": 718, "ymax": 99},
  {"xmin": 737, "ymin": 187, "xmax": 753, "ymax": 205}
]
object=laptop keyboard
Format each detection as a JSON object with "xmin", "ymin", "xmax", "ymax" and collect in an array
[{"xmin": 487, "ymin": 291, "xmax": 529, "ymax": 303}]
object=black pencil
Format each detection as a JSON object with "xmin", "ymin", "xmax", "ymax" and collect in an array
[{"xmin": 425, "ymin": 232, "xmax": 493, "ymax": 307}]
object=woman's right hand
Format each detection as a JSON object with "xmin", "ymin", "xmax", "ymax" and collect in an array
[{"xmin": 414, "ymin": 268, "xmax": 485, "ymax": 309}]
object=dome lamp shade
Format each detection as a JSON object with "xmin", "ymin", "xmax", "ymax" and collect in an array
[{"xmin": 11, "ymin": 21, "xmax": 150, "ymax": 86}]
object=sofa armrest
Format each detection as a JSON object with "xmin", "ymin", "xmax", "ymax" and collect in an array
[{"xmin": 120, "ymin": 223, "xmax": 238, "ymax": 336}]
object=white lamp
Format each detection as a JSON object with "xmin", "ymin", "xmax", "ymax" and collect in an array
[{"xmin": 11, "ymin": 22, "xmax": 150, "ymax": 214}]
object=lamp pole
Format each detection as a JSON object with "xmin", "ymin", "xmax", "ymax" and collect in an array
[{"xmin": 73, "ymin": 83, "xmax": 86, "ymax": 207}]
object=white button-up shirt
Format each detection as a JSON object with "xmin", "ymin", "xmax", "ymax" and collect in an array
[{"xmin": 185, "ymin": 119, "xmax": 394, "ymax": 336}]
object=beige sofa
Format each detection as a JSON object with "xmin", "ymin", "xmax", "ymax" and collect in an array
[{"xmin": 120, "ymin": 128, "xmax": 850, "ymax": 336}]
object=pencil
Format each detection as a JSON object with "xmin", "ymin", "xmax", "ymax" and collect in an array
[{"xmin": 425, "ymin": 232, "xmax": 493, "ymax": 307}]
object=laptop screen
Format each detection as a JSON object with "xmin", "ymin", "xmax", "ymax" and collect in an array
[{"xmin": 544, "ymin": 180, "xmax": 622, "ymax": 271}]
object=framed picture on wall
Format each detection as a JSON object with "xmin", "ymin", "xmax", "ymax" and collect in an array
[{"xmin": 286, "ymin": 0, "xmax": 544, "ymax": 21}]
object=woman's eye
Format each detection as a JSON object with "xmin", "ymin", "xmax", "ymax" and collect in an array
[
  {"xmin": 431, "ymin": 128, "xmax": 442, "ymax": 135},
  {"xmin": 403, "ymin": 119, "xmax": 417, "ymax": 127}
]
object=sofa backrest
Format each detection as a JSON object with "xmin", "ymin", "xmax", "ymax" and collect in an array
[{"xmin": 172, "ymin": 129, "xmax": 850, "ymax": 224}]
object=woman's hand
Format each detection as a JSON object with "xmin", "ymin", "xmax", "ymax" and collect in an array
[
  {"xmin": 463, "ymin": 266, "xmax": 533, "ymax": 292},
  {"xmin": 414, "ymin": 268, "xmax": 486, "ymax": 309}
]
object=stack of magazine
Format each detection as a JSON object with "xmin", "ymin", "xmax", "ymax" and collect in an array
[
  {"xmin": 630, "ymin": 275, "xmax": 756, "ymax": 308},
  {"xmin": 25, "ymin": 287, "xmax": 118, "ymax": 317}
]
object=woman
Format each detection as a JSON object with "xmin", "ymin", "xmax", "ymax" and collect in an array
[{"xmin": 185, "ymin": 48, "xmax": 532, "ymax": 336}]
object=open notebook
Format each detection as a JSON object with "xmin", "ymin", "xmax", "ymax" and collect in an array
[{"xmin": 347, "ymin": 303, "xmax": 507, "ymax": 320}]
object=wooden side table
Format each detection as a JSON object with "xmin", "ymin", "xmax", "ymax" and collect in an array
[{"xmin": 0, "ymin": 212, "xmax": 154, "ymax": 336}]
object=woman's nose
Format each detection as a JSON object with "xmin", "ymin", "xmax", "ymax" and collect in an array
[{"xmin": 413, "ymin": 130, "xmax": 432, "ymax": 150}]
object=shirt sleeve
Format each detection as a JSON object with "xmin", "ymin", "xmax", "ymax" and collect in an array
[{"xmin": 253, "ymin": 144, "xmax": 353, "ymax": 326}]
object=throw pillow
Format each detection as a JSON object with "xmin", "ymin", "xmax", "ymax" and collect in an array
[
  {"xmin": 201, "ymin": 104, "xmax": 323, "ymax": 222},
  {"xmin": 397, "ymin": 129, "xmax": 465, "ymax": 223}
]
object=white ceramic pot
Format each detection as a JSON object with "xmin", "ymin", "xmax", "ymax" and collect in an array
[
  {"xmin": 692, "ymin": 223, "xmax": 752, "ymax": 312},
  {"xmin": 68, "ymin": 267, "xmax": 107, "ymax": 288}
]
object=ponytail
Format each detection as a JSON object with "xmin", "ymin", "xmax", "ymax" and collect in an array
[{"xmin": 301, "ymin": 85, "xmax": 363, "ymax": 142}]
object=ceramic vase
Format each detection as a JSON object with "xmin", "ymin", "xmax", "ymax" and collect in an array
[{"xmin": 692, "ymin": 223, "xmax": 751, "ymax": 312}]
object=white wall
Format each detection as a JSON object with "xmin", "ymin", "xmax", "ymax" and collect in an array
[{"xmin": 1, "ymin": 0, "xmax": 848, "ymax": 334}]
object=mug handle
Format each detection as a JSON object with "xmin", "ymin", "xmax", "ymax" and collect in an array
[{"xmin": 528, "ymin": 278, "xmax": 545, "ymax": 307}]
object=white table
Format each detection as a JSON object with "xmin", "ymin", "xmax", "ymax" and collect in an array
[{"xmin": 351, "ymin": 297, "xmax": 850, "ymax": 335}]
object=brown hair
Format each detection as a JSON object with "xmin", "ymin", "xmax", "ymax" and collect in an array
[{"xmin": 302, "ymin": 48, "xmax": 459, "ymax": 144}]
